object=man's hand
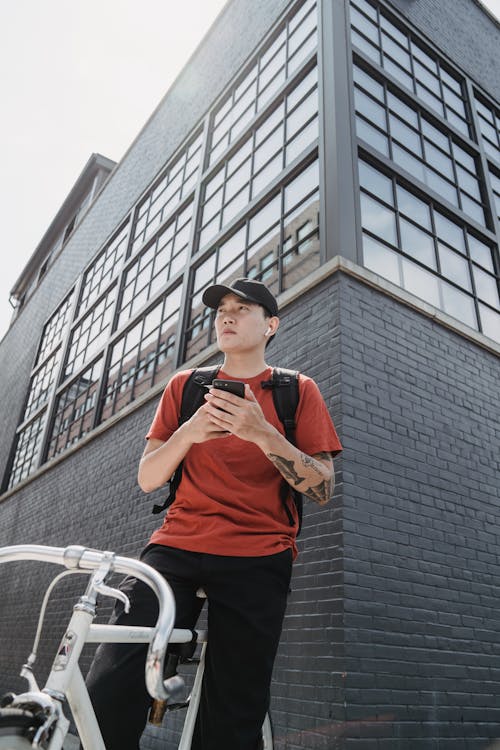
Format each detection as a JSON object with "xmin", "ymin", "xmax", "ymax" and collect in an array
[
  {"xmin": 203, "ymin": 384, "xmax": 274, "ymax": 443},
  {"xmin": 184, "ymin": 402, "xmax": 231, "ymax": 443}
]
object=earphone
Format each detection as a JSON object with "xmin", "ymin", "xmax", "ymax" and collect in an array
[{"xmin": 265, "ymin": 326, "xmax": 272, "ymax": 336}]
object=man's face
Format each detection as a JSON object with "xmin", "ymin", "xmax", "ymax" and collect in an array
[{"xmin": 214, "ymin": 293, "xmax": 271, "ymax": 353}]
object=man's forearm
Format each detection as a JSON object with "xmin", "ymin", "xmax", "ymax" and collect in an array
[
  {"xmin": 255, "ymin": 427, "xmax": 334, "ymax": 505},
  {"xmin": 138, "ymin": 424, "xmax": 193, "ymax": 493}
]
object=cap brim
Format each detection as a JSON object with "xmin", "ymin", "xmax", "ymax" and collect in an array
[{"xmin": 202, "ymin": 284, "xmax": 261, "ymax": 310}]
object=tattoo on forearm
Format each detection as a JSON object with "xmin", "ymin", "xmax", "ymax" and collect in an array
[
  {"xmin": 267, "ymin": 454, "xmax": 305, "ymax": 486},
  {"xmin": 300, "ymin": 453, "xmax": 327, "ymax": 475},
  {"xmin": 304, "ymin": 477, "xmax": 334, "ymax": 505}
]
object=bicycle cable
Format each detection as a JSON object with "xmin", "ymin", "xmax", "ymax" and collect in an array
[{"xmin": 28, "ymin": 569, "xmax": 87, "ymax": 667}]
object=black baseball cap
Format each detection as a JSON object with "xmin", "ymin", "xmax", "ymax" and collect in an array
[{"xmin": 202, "ymin": 278, "xmax": 279, "ymax": 317}]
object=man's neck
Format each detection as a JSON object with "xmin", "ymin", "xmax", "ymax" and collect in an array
[{"xmin": 221, "ymin": 353, "xmax": 268, "ymax": 379}]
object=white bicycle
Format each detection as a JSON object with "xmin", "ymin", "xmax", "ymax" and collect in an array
[{"xmin": 0, "ymin": 544, "xmax": 274, "ymax": 749}]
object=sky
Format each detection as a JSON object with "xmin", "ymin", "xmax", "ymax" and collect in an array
[{"xmin": 0, "ymin": 0, "xmax": 499, "ymax": 342}]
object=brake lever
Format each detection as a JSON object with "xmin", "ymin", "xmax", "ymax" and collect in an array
[{"xmin": 94, "ymin": 581, "xmax": 131, "ymax": 612}]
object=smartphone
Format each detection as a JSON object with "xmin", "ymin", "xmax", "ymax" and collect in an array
[{"xmin": 212, "ymin": 379, "xmax": 245, "ymax": 398}]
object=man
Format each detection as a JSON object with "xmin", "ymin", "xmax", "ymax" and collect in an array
[{"xmin": 85, "ymin": 278, "xmax": 342, "ymax": 750}]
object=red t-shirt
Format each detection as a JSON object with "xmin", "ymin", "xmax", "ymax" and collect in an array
[{"xmin": 146, "ymin": 367, "xmax": 342, "ymax": 558}]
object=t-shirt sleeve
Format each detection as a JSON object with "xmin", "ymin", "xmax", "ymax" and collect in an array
[
  {"xmin": 294, "ymin": 375, "xmax": 342, "ymax": 457},
  {"xmin": 145, "ymin": 370, "xmax": 192, "ymax": 442}
]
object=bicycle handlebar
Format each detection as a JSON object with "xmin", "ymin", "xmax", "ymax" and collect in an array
[{"xmin": 0, "ymin": 544, "xmax": 179, "ymax": 701}]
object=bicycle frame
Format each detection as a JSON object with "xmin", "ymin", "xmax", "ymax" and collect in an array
[{"xmin": 0, "ymin": 544, "xmax": 205, "ymax": 750}]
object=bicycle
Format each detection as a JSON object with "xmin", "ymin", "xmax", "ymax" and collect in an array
[{"xmin": 0, "ymin": 544, "xmax": 274, "ymax": 749}]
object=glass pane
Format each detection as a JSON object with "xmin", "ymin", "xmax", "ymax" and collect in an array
[
  {"xmin": 479, "ymin": 303, "xmax": 500, "ymax": 342},
  {"xmin": 360, "ymin": 193, "xmax": 397, "ymax": 246},
  {"xmin": 285, "ymin": 117, "xmax": 318, "ymax": 165},
  {"xmin": 422, "ymin": 121, "xmax": 449, "ymax": 152},
  {"xmin": 424, "ymin": 143, "xmax": 454, "ymax": 180},
  {"xmin": 222, "ymin": 187, "xmax": 250, "ymax": 226},
  {"xmin": 225, "ymin": 159, "xmax": 252, "ymax": 197},
  {"xmin": 387, "ymin": 93, "xmax": 419, "ymax": 129},
  {"xmin": 255, "ymin": 104, "xmax": 284, "ymax": 146},
  {"xmin": 356, "ymin": 118, "xmax": 390, "ymax": 156},
  {"xmin": 351, "ymin": 30, "xmax": 380, "ymax": 63},
  {"xmin": 396, "ymin": 186, "xmax": 431, "ymax": 230},
  {"xmin": 194, "ymin": 254, "xmax": 217, "ymax": 292},
  {"xmin": 383, "ymin": 57, "xmax": 413, "ymax": 90},
  {"xmin": 251, "ymin": 153, "xmax": 283, "ymax": 198},
  {"xmin": 461, "ymin": 196, "xmax": 485, "ymax": 226},
  {"xmin": 355, "ymin": 90, "xmax": 387, "ymax": 130},
  {"xmin": 402, "ymin": 258, "xmax": 440, "ymax": 307},
  {"xmin": 381, "ymin": 33, "xmax": 410, "ymax": 68},
  {"xmin": 392, "ymin": 145, "xmax": 426, "ymax": 182},
  {"xmin": 287, "ymin": 90, "xmax": 318, "ymax": 137},
  {"xmin": 425, "ymin": 169, "xmax": 458, "ymax": 206},
  {"xmin": 218, "ymin": 227, "xmax": 246, "ymax": 270},
  {"xmin": 400, "ymin": 219, "xmax": 436, "ymax": 269},
  {"xmin": 417, "ymin": 84, "xmax": 444, "ymax": 116},
  {"xmin": 434, "ymin": 213, "xmax": 466, "ymax": 253},
  {"xmin": 441, "ymin": 281, "xmax": 477, "ymax": 328},
  {"xmin": 282, "ymin": 192, "xmax": 320, "ymax": 291},
  {"xmin": 284, "ymin": 160, "xmax": 319, "ymax": 212},
  {"xmin": 350, "ymin": 6, "xmax": 379, "ymax": 44},
  {"xmin": 359, "ymin": 161, "xmax": 393, "ymax": 205},
  {"xmin": 363, "ymin": 233, "xmax": 400, "ymax": 285},
  {"xmin": 287, "ymin": 66, "xmax": 318, "ymax": 110},
  {"xmin": 468, "ymin": 235, "xmax": 494, "ymax": 272},
  {"xmin": 380, "ymin": 15, "xmax": 408, "ymax": 49},
  {"xmin": 473, "ymin": 267, "xmax": 500, "ymax": 307},
  {"xmin": 254, "ymin": 128, "xmax": 284, "ymax": 172},
  {"xmin": 249, "ymin": 194, "xmax": 281, "ymax": 244},
  {"xmin": 353, "ymin": 66, "xmax": 384, "ymax": 102},
  {"xmin": 414, "ymin": 60, "xmax": 441, "ymax": 96},
  {"xmin": 456, "ymin": 166, "xmax": 481, "ymax": 200},
  {"xmin": 452, "ymin": 144, "xmax": 476, "ymax": 173},
  {"xmin": 390, "ymin": 115, "xmax": 422, "ymax": 154},
  {"xmin": 438, "ymin": 244, "xmax": 472, "ymax": 291}
]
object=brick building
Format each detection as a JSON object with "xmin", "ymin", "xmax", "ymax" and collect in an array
[{"xmin": 0, "ymin": 0, "xmax": 499, "ymax": 747}]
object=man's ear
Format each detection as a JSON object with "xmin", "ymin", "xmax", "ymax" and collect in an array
[{"xmin": 265, "ymin": 316, "xmax": 279, "ymax": 337}]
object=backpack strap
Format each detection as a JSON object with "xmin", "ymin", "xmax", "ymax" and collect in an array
[
  {"xmin": 152, "ymin": 365, "xmax": 222, "ymax": 514},
  {"xmin": 261, "ymin": 367, "xmax": 303, "ymax": 534}
]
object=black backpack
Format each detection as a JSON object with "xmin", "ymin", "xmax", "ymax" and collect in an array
[{"xmin": 152, "ymin": 365, "xmax": 304, "ymax": 534}]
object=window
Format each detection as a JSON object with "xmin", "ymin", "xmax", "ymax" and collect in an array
[
  {"xmin": 101, "ymin": 285, "xmax": 182, "ymax": 421},
  {"xmin": 185, "ymin": 158, "xmax": 320, "ymax": 359},
  {"xmin": 359, "ymin": 158, "xmax": 500, "ymax": 341},
  {"xmin": 200, "ymin": 65, "xmax": 319, "ymax": 249},
  {"xmin": 78, "ymin": 223, "xmax": 129, "ymax": 317},
  {"xmin": 353, "ymin": 63, "xmax": 486, "ymax": 225},
  {"xmin": 23, "ymin": 350, "xmax": 62, "ymax": 422},
  {"xmin": 47, "ymin": 358, "xmax": 103, "ymax": 459},
  {"xmin": 7, "ymin": 413, "xmax": 46, "ymax": 490},
  {"xmin": 474, "ymin": 94, "xmax": 500, "ymax": 165},
  {"xmin": 350, "ymin": 0, "xmax": 470, "ymax": 137},
  {"xmin": 118, "ymin": 203, "xmax": 193, "ymax": 330},
  {"xmin": 64, "ymin": 289, "xmax": 115, "ymax": 379},
  {"xmin": 131, "ymin": 132, "xmax": 203, "ymax": 255},
  {"xmin": 36, "ymin": 292, "xmax": 74, "ymax": 366},
  {"xmin": 209, "ymin": 0, "xmax": 318, "ymax": 164}
]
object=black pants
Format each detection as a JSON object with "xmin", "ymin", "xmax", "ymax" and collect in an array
[{"xmin": 84, "ymin": 544, "xmax": 292, "ymax": 750}]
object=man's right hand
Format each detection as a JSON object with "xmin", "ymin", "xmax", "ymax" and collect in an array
[{"xmin": 184, "ymin": 403, "xmax": 230, "ymax": 443}]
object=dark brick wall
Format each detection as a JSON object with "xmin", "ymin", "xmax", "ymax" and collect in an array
[
  {"xmin": 387, "ymin": 0, "xmax": 500, "ymax": 101},
  {"xmin": 339, "ymin": 274, "xmax": 500, "ymax": 749}
]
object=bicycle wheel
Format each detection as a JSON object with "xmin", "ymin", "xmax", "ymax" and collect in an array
[
  {"xmin": 0, "ymin": 708, "xmax": 47, "ymax": 750},
  {"xmin": 261, "ymin": 712, "xmax": 274, "ymax": 750}
]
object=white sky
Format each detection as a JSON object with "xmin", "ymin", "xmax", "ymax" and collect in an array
[{"xmin": 0, "ymin": 0, "xmax": 499, "ymax": 342}]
